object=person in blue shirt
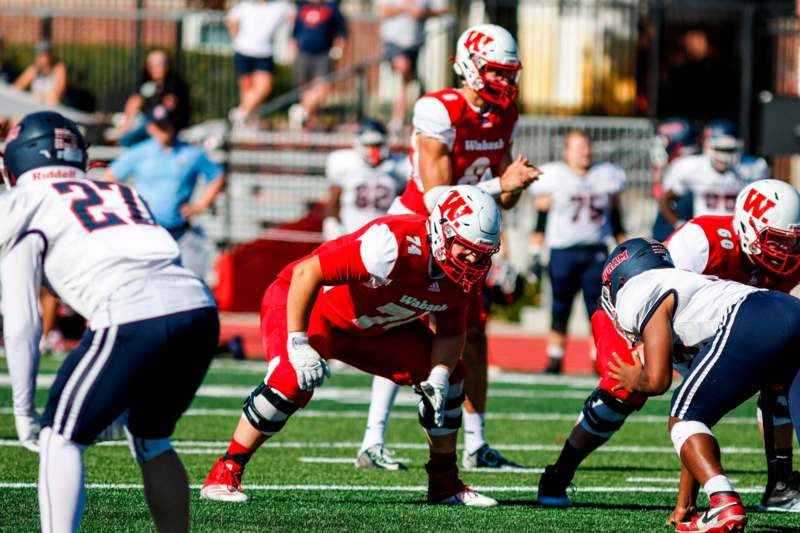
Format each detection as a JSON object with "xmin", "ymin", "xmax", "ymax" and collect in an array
[
  {"xmin": 103, "ymin": 104, "xmax": 226, "ymax": 279},
  {"xmin": 289, "ymin": 0, "xmax": 347, "ymax": 130}
]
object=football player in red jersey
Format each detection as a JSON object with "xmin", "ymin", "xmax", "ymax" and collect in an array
[
  {"xmin": 538, "ymin": 179, "xmax": 800, "ymax": 517},
  {"xmin": 356, "ymin": 23, "xmax": 541, "ymax": 471},
  {"xmin": 201, "ymin": 186, "xmax": 501, "ymax": 507}
]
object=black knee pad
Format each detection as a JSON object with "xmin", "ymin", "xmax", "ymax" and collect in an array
[
  {"xmin": 243, "ymin": 382, "xmax": 300, "ymax": 434},
  {"xmin": 579, "ymin": 388, "xmax": 637, "ymax": 439},
  {"xmin": 417, "ymin": 382, "xmax": 465, "ymax": 435}
]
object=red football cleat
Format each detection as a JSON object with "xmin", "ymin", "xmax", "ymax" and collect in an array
[
  {"xmin": 200, "ymin": 456, "xmax": 248, "ymax": 502},
  {"xmin": 675, "ymin": 492, "xmax": 746, "ymax": 533}
]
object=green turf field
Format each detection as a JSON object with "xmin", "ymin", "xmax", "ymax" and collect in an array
[{"xmin": 0, "ymin": 355, "xmax": 797, "ymax": 532}]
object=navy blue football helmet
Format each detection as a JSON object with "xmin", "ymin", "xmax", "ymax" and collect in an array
[
  {"xmin": 3, "ymin": 111, "xmax": 88, "ymax": 186},
  {"xmin": 600, "ymin": 238, "xmax": 674, "ymax": 313},
  {"xmin": 652, "ymin": 117, "xmax": 697, "ymax": 167},
  {"xmin": 357, "ymin": 118, "xmax": 389, "ymax": 166}
]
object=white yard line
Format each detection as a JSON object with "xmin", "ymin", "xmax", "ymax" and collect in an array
[
  {"xmin": 626, "ymin": 477, "xmax": 739, "ymax": 484},
  {"xmin": 0, "ymin": 482, "xmax": 767, "ymax": 495},
  {"xmin": 0, "ymin": 407, "xmax": 761, "ymax": 425},
  {"xmin": 0, "ymin": 439, "xmax": 767, "ymax": 454},
  {"xmin": 0, "ymin": 377, "xmax": 669, "ymax": 404}
]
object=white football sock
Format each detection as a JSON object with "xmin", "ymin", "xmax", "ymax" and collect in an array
[
  {"xmin": 704, "ymin": 474, "xmax": 734, "ymax": 496},
  {"xmin": 463, "ymin": 411, "xmax": 486, "ymax": 455},
  {"xmin": 39, "ymin": 427, "xmax": 87, "ymax": 533},
  {"xmin": 360, "ymin": 376, "xmax": 399, "ymax": 453},
  {"xmin": 547, "ymin": 345, "xmax": 565, "ymax": 360}
]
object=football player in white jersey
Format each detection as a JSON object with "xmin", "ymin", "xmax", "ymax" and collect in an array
[
  {"xmin": 529, "ymin": 129, "xmax": 626, "ymax": 374},
  {"xmin": 322, "ymin": 119, "xmax": 409, "ymax": 240},
  {"xmin": 659, "ymin": 120, "xmax": 769, "ymax": 231},
  {"xmin": 602, "ymin": 238, "xmax": 800, "ymax": 533},
  {"xmin": 0, "ymin": 111, "xmax": 219, "ymax": 533}
]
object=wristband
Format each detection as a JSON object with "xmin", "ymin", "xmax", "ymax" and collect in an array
[
  {"xmin": 287, "ymin": 332, "xmax": 309, "ymax": 351},
  {"xmin": 476, "ymin": 177, "xmax": 503, "ymax": 196},
  {"xmin": 427, "ymin": 365, "xmax": 450, "ymax": 387}
]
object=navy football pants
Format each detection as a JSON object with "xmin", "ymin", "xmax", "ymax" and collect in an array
[
  {"xmin": 42, "ymin": 307, "xmax": 219, "ymax": 445},
  {"xmin": 670, "ymin": 291, "xmax": 800, "ymax": 437}
]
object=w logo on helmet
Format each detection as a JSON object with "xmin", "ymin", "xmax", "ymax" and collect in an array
[
  {"xmin": 742, "ymin": 188, "xmax": 776, "ymax": 223},
  {"xmin": 464, "ymin": 30, "xmax": 494, "ymax": 53},
  {"xmin": 438, "ymin": 190, "xmax": 474, "ymax": 222}
]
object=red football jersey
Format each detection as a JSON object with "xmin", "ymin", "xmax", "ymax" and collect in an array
[
  {"xmin": 397, "ymin": 88, "xmax": 519, "ymax": 215},
  {"xmin": 666, "ymin": 215, "xmax": 800, "ymax": 293},
  {"xmin": 593, "ymin": 310, "xmax": 646, "ymax": 406},
  {"xmin": 276, "ymin": 214, "xmax": 471, "ymax": 336}
]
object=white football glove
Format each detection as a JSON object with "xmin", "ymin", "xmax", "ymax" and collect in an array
[
  {"xmin": 15, "ymin": 412, "xmax": 41, "ymax": 453},
  {"xmin": 287, "ymin": 332, "xmax": 331, "ymax": 391},
  {"xmin": 420, "ymin": 366, "xmax": 450, "ymax": 428}
]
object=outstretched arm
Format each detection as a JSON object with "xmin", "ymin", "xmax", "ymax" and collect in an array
[{"xmin": 1, "ymin": 235, "xmax": 45, "ymax": 452}]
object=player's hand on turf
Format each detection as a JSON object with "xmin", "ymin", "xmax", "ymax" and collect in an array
[
  {"xmin": 15, "ymin": 412, "xmax": 41, "ymax": 453},
  {"xmin": 500, "ymin": 155, "xmax": 541, "ymax": 193},
  {"xmin": 608, "ymin": 351, "xmax": 643, "ymax": 394},
  {"xmin": 420, "ymin": 366, "xmax": 450, "ymax": 427},
  {"xmin": 287, "ymin": 332, "xmax": 331, "ymax": 390}
]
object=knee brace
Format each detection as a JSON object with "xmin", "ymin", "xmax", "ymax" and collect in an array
[
  {"xmin": 129, "ymin": 436, "xmax": 172, "ymax": 464},
  {"xmin": 670, "ymin": 420, "xmax": 713, "ymax": 455},
  {"xmin": 243, "ymin": 382, "xmax": 300, "ymax": 436},
  {"xmin": 418, "ymin": 380, "xmax": 464, "ymax": 436},
  {"xmin": 578, "ymin": 388, "xmax": 636, "ymax": 439},
  {"xmin": 757, "ymin": 391, "xmax": 792, "ymax": 426}
]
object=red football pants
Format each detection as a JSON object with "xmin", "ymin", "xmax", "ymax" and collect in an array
[{"xmin": 260, "ymin": 280, "xmax": 465, "ymax": 406}]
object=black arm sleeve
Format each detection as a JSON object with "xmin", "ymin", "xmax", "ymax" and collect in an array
[
  {"xmin": 534, "ymin": 209, "xmax": 548, "ymax": 233},
  {"xmin": 610, "ymin": 205, "xmax": 624, "ymax": 235}
]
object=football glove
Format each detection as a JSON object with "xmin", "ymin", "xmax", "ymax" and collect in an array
[
  {"xmin": 287, "ymin": 332, "xmax": 331, "ymax": 391},
  {"xmin": 420, "ymin": 366, "xmax": 450, "ymax": 427},
  {"xmin": 15, "ymin": 412, "xmax": 41, "ymax": 453}
]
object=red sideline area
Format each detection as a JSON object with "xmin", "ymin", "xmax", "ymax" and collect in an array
[{"xmin": 219, "ymin": 314, "xmax": 596, "ymax": 375}]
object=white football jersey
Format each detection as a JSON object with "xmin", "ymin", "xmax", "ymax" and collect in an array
[
  {"xmin": 662, "ymin": 154, "xmax": 769, "ymax": 217},
  {"xmin": 0, "ymin": 177, "xmax": 214, "ymax": 329},
  {"xmin": 529, "ymin": 161, "xmax": 626, "ymax": 248},
  {"xmin": 615, "ymin": 268, "xmax": 759, "ymax": 348},
  {"xmin": 326, "ymin": 149, "xmax": 409, "ymax": 234}
]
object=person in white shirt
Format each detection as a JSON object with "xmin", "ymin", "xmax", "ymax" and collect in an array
[
  {"xmin": 529, "ymin": 129, "xmax": 626, "ymax": 374},
  {"xmin": 376, "ymin": 0, "xmax": 449, "ymax": 130},
  {"xmin": 226, "ymin": 0, "xmax": 295, "ymax": 126},
  {"xmin": 0, "ymin": 111, "xmax": 219, "ymax": 533},
  {"xmin": 323, "ymin": 119, "xmax": 409, "ymax": 241}
]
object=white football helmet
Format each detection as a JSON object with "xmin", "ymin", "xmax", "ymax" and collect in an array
[
  {"xmin": 733, "ymin": 179, "xmax": 800, "ymax": 275},
  {"xmin": 702, "ymin": 120, "xmax": 743, "ymax": 172},
  {"xmin": 452, "ymin": 24, "xmax": 521, "ymax": 109},
  {"xmin": 428, "ymin": 185, "xmax": 501, "ymax": 292}
]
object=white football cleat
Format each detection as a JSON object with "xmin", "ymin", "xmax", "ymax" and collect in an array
[{"xmin": 433, "ymin": 487, "xmax": 498, "ymax": 507}]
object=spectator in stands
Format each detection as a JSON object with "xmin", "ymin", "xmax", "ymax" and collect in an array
[
  {"xmin": 115, "ymin": 49, "xmax": 190, "ymax": 147},
  {"xmin": 376, "ymin": 0, "xmax": 449, "ymax": 131},
  {"xmin": 103, "ymin": 105, "xmax": 226, "ymax": 280},
  {"xmin": 226, "ymin": 0, "xmax": 295, "ymax": 128},
  {"xmin": 13, "ymin": 40, "xmax": 67, "ymax": 106},
  {"xmin": 0, "ymin": 33, "xmax": 16, "ymax": 84},
  {"xmin": 288, "ymin": 0, "xmax": 347, "ymax": 130}
]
